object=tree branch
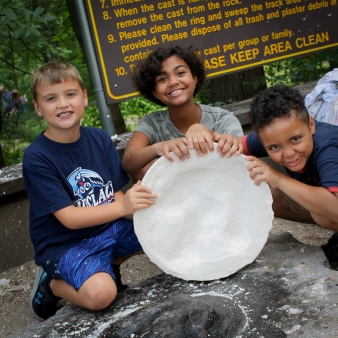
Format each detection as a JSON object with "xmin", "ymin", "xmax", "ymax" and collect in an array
[{"xmin": 0, "ymin": 56, "xmax": 31, "ymax": 75}]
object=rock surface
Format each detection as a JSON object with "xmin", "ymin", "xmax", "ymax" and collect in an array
[{"xmin": 10, "ymin": 232, "xmax": 338, "ymax": 338}]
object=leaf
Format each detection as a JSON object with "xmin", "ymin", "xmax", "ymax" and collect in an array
[
  {"xmin": 0, "ymin": 27, "xmax": 7, "ymax": 37},
  {"xmin": 0, "ymin": 0, "xmax": 12, "ymax": 7},
  {"xmin": 3, "ymin": 7, "xmax": 16, "ymax": 21},
  {"xmin": 13, "ymin": 26, "xmax": 25, "ymax": 39},
  {"xmin": 24, "ymin": 26, "xmax": 41, "ymax": 38},
  {"xmin": 23, "ymin": 9, "xmax": 32, "ymax": 23},
  {"xmin": 35, "ymin": 14, "xmax": 55, "ymax": 23},
  {"xmin": 32, "ymin": 6, "xmax": 45, "ymax": 20}
]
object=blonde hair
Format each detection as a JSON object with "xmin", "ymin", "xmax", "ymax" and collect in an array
[{"xmin": 31, "ymin": 62, "xmax": 85, "ymax": 100}]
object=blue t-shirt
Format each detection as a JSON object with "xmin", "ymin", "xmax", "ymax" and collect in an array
[
  {"xmin": 243, "ymin": 120, "xmax": 338, "ymax": 193},
  {"xmin": 22, "ymin": 127, "xmax": 129, "ymax": 275}
]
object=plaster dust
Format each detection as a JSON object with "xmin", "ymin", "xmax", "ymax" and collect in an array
[{"xmin": 0, "ymin": 219, "xmax": 333, "ymax": 338}]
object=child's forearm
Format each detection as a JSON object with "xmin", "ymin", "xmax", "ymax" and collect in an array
[
  {"xmin": 122, "ymin": 146, "xmax": 159, "ymax": 173},
  {"xmin": 54, "ymin": 200, "xmax": 129, "ymax": 230},
  {"xmin": 54, "ymin": 188, "xmax": 156, "ymax": 229},
  {"xmin": 278, "ymin": 176, "xmax": 338, "ymax": 224}
]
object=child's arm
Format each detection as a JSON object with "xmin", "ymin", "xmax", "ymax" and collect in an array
[
  {"xmin": 122, "ymin": 131, "xmax": 189, "ymax": 174},
  {"xmin": 54, "ymin": 181, "xmax": 157, "ymax": 230},
  {"xmin": 186, "ymin": 123, "xmax": 243, "ymax": 157},
  {"xmin": 246, "ymin": 156, "xmax": 338, "ymax": 231}
]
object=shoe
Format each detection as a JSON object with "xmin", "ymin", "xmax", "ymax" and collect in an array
[
  {"xmin": 29, "ymin": 267, "xmax": 61, "ymax": 320},
  {"xmin": 321, "ymin": 233, "xmax": 338, "ymax": 263},
  {"xmin": 112, "ymin": 264, "xmax": 128, "ymax": 293}
]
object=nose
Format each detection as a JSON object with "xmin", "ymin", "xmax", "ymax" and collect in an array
[
  {"xmin": 283, "ymin": 146, "xmax": 295, "ymax": 159},
  {"xmin": 168, "ymin": 77, "xmax": 178, "ymax": 87},
  {"xmin": 58, "ymin": 96, "xmax": 69, "ymax": 108}
]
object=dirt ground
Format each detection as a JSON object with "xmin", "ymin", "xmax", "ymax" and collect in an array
[{"xmin": 0, "ymin": 219, "xmax": 334, "ymax": 338}]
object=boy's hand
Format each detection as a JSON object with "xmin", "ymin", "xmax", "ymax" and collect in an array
[
  {"xmin": 213, "ymin": 134, "xmax": 243, "ymax": 157},
  {"xmin": 245, "ymin": 156, "xmax": 282, "ymax": 188},
  {"xmin": 123, "ymin": 181, "xmax": 157, "ymax": 215},
  {"xmin": 186, "ymin": 123, "xmax": 215, "ymax": 156},
  {"xmin": 152, "ymin": 138, "xmax": 189, "ymax": 162}
]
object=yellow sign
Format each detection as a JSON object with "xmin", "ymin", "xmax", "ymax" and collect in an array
[{"xmin": 86, "ymin": 0, "xmax": 338, "ymax": 103}]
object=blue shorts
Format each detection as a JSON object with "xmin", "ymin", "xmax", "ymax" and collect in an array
[{"xmin": 54, "ymin": 218, "xmax": 142, "ymax": 290}]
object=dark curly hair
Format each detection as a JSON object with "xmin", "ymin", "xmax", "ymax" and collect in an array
[
  {"xmin": 131, "ymin": 45, "xmax": 205, "ymax": 106},
  {"xmin": 249, "ymin": 84, "xmax": 309, "ymax": 133}
]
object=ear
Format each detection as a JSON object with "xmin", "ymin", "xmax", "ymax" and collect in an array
[
  {"xmin": 83, "ymin": 89, "xmax": 88, "ymax": 107},
  {"xmin": 193, "ymin": 76, "xmax": 198, "ymax": 87},
  {"xmin": 33, "ymin": 100, "xmax": 43, "ymax": 117},
  {"xmin": 309, "ymin": 116, "xmax": 316, "ymax": 135}
]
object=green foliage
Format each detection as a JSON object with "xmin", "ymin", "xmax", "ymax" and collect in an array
[
  {"xmin": 0, "ymin": 106, "xmax": 47, "ymax": 165},
  {"xmin": 81, "ymin": 104, "xmax": 102, "ymax": 129},
  {"xmin": 120, "ymin": 97, "xmax": 163, "ymax": 131},
  {"xmin": 195, "ymin": 80, "xmax": 210, "ymax": 104},
  {"xmin": 264, "ymin": 49, "xmax": 336, "ymax": 86},
  {"xmin": 0, "ymin": 0, "xmax": 91, "ymax": 166}
]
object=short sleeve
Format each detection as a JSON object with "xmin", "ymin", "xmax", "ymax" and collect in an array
[
  {"xmin": 245, "ymin": 133, "xmax": 268, "ymax": 157},
  {"xmin": 134, "ymin": 115, "xmax": 157, "ymax": 143},
  {"xmin": 23, "ymin": 154, "xmax": 74, "ymax": 218},
  {"xmin": 316, "ymin": 143, "xmax": 338, "ymax": 192}
]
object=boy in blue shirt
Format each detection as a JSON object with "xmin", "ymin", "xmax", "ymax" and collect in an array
[
  {"xmin": 23, "ymin": 62, "xmax": 157, "ymax": 320},
  {"xmin": 241, "ymin": 84, "xmax": 338, "ymax": 262}
]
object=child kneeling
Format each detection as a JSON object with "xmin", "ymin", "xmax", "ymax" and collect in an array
[
  {"xmin": 242, "ymin": 84, "xmax": 338, "ymax": 262},
  {"xmin": 23, "ymin": 62, "xmax": 156, "ymax": 320}
]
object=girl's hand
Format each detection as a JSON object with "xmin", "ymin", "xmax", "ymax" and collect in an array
[
  {"xmin": 152, "ymin": 138, "xmax": 189, "ymax": 162},
  {"xmin": 186, "ymin": 123, "xmax": 215, "ymax": 156},
  {"xmin": 123, "ymin": 181, "xmax": 157, "ymax": 215},
  {"xmin": 245, "ymin": 156, "xmax": 282, "ymax": 188},
  {"xmin": 214, "ymin": 134, "xmax": 243, "ymax": 157}
]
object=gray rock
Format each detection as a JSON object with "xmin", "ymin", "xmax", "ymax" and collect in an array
[{"xmin": 11, "ymin": 233, "xmax": 338, "ymax": 338}]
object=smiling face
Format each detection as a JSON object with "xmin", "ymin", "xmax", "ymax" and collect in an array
[
  {"xmin": 33, "ymin": 80, "xmax": 88, "ymax": 142},
  {"xmin": 152, "ymin": 55, "xmax": 197, "ymax": 108},
  {"xmin": 258, "ymin": 112, "xmax": 316, "ymax": 172}
]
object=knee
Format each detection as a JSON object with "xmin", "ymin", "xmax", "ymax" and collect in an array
[
  {"xmin": 271, "ymin": 188, "xmax": 289, "ymax": 216},
  {"xmin": 84, "ymin": 287, "xmax": 117, "ymax": 310},
  {"xmin": 311, "ymin": 213, "xmax": 338, "ymax": 232},
  {"xmin": 81, "ymin": 275, "xmax": 117, "ymax": 310}
]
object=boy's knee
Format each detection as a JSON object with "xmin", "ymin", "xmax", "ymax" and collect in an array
[
  {"xmin": 84, "ymin": 286, "xmax": 117, "ymax": 310},
  {"xmin": 311, "ymin": 213, "xmax": 338, "ymax": 232},
  {"xmin": 80, "ymin": 274, "xmax": 117, "ymax": 310},
  {"xmin": 271, "ymin": 188, "xmax": 289, "ymax": 215}
]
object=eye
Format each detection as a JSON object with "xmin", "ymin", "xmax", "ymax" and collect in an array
[
  {"xmin": 46, "ymin": 96, "xmax": 56, "ymax": 101},
  {"xmin": 67, "ymin": 92, "xmax": 75, "ymax": 97},
  {"xmin": 269, "ymin": 145, "xmax": 279, "ymax": 151},
  {"xmin": 291, "ymin": 136, "xmax": 301, "ymax": 142},
  {"xmin": 177, "ymin": 71, "xmax": 185, "ymax": 76},
  {"xmin": 157, "ymin": 76, "xmax": 166, "ymax": 83}
]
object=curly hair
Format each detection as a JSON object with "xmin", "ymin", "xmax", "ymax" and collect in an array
[
  {"xmin": 249, "ymin": 84, "xmax": 309, "ymax": 133},
  {"xmin": 131, "ymin": 45, "xmax": 205, "ymax": 106}
]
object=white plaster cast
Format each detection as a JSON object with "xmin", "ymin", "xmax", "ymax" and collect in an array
[{"xmin": 134, "ymin": 146, "xmax": 273, "ymax": 281}]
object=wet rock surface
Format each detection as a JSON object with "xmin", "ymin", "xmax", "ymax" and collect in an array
[{"xmin": 9, "ymin": 232, "xmax": 338, "ymax": 338}]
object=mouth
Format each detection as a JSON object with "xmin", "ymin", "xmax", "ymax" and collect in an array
[
  {"xmin": 57, "ymin": 111, "xmax": 73, "ymax": 118},
  {"xmin": 285, "ymin": 157, "xmax": 301, "ymax": 167},
  {"xmin": 167, "ymin": 89, "xmax": 183, "ymax": 96}
]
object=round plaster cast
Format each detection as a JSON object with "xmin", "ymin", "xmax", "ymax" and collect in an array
[{"xmin": 134, "ymin": 146, "xmax": 273, "ymax": 281}]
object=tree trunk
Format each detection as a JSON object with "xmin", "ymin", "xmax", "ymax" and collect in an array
[
  {"xmin": 65, "ymin": 0, "xmax": 126, "ymax": 134},
  {"xmin": 210, "ymin": 67, "xmax": 267, "ymax": 104},
  {"xmin": 0, "ymin": 145, "xmax": 6, "ymax": 168},
  {"xmin": 109, "ymin": 103, "xmax": 126, "ymax": 134},
  {"xmin": 328, "ymin": 47, "xmax": 338, "ymax": 70}
]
